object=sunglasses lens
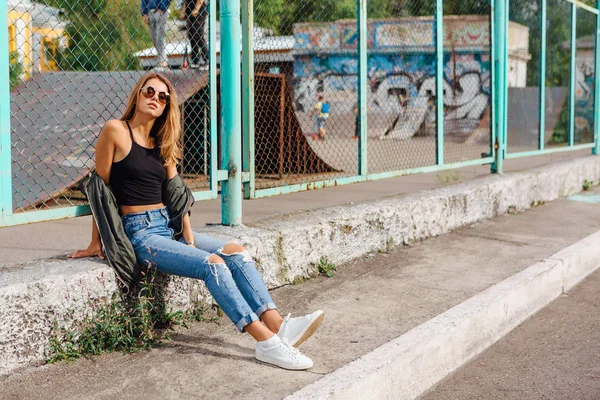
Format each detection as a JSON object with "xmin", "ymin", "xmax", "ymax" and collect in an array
[
  {"xmin": 141, "ymin": 86, "xmax": 168, "ymax": 105},
  {"xmin": 141, "ymin": 86, "xmax": 155, "ymax": 98}
]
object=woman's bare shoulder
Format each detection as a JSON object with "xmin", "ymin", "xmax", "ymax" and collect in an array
[
  {"xmin": 99, "ymin": 119, "xmax": 128, "ymax": 142},
  {"xmin": 102, "ymin": 119, "xmax": 126, "ymax": 133}
]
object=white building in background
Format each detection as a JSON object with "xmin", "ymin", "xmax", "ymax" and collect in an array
[{"xmin": 508, "ymin": 21, "xmax": 531, "ymax": 88}]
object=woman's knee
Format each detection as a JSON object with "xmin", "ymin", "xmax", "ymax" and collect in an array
[
  {"xmin": 219, "ymin": 243, "xmax": 253, "ymax": 262},
  {"xmin": 208, "ymin": 254, "xmax": 225, "ymax": 265},
  {"xmin": 220, "ymin": 243, "xmax": 246, "ymax": 255},
  {"xmin": 204, "ymin": 254, "xmax": 233, "ymax": 285}
]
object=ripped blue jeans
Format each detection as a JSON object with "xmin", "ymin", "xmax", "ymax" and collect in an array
[{"xmin": 122, "ymin": 207, "xmax": 276, "ymax": 332}]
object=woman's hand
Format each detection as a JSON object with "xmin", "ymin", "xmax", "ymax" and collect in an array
[{"xmin": 68, "ymin": 242, "xmax": 105, "ymax": 259}]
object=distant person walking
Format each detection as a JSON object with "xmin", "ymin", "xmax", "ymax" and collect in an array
[
  {"xmin": 179, "ymin": 0, "xmax": 208, "ymax": 68},
  {"xmin": 312, "ymin": 95, "xmax": 329, "ymax": 141},
  {"xmin": 142, "ymin": 0, "xmax": 172, "ymax": 70}
]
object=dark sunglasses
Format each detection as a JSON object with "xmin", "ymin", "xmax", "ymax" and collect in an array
[{"xmin": 140, "ymin": 85, "xmax": 170, "ymax": 106}]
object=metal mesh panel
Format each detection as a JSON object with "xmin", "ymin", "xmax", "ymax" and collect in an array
[
  {"xmin": 545, "ymin": 0, "xmax": 572, "ymax": 148},
  {"xmin": 366, "ymin": 8, "xmax": 439, "ymax": 172},
  {"xmin": 575, "ymin": 6, "xmax": 596, "ymax": 145},
  {"xmin": 507, "ymin": 0, "xmax": 542, "ymax": 153},
  {"xmin": 8, "ymin": 0, "xmax": 213, "ymax": 213},
  {"xmin": 364, "ymin": 1, "xmax": 492, "ymax": 172},
  {"xmin": 252, "ymin": 0, "xmax": 358, "ymax": 189},
  {"xmin": 442, "ymin": 1, "xmax": 492, "ymax": 164}
]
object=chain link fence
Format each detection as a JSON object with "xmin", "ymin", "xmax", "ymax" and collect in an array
[
  {"xmin": 248, "ymin": 0, "xmax": 495, "ymax": 193},
  {"xmin": 507, "ymin": 0, "xmax": 543, "ymax": 153},
  {"xmin": 366, "ymin": 1, "xmax": 492, "ymax": 173},
  {"xmin": 575, "ymin": 5, "xmax": 597, "ymax": 145},
  {"xmin": 442, "ymin": 1, "xmax": 492, "ymax": 164},
  {"xmin": 251, "ymin": 0, "xmax": 358, "ymax": 188},
  {"xmin": 507, "ymin": 0, "xmax": 597, "ymax": 155},
  {"xmin": 7, "ymin": 0, "xmax": 214, "ymax": 214},
  {"xmin": 2, "ymin": 0, "xmax": 600, "ymax": 225}
]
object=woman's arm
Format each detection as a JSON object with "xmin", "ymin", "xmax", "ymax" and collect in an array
[
  {"xmin": 181, "ymin": 214, "xmax": 195, "ymax": 246},
  {"xmin": 68, "ymin": 121, "xmax": 119, "ymax": 258},
  {"xmin": 165, "ymin": 164, "xmax": 195, "ymax": 246}
]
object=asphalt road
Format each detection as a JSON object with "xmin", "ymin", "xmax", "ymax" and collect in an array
[{"xmin": 422, "ymin": 269, "xmax": 600, "ymax": 400}]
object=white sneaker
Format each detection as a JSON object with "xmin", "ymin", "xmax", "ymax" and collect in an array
[
  {"xmin": 278, "ymin": 310, "xmax": 325, "ymax": 347},
  {"xmin": 255, "ymin": 335, "xmax": 313, "ymax": 370}
]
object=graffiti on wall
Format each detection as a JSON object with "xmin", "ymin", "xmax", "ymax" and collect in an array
[
  {"xmin": 293, "ymin": 52, "xmax": 491, "ymax": 140},
  {"xmin": 295, "ymin": 24, "xmax": 339, "ymax": 50},
  {"xmin": 444, "ymin": 19, "xmax": 489, "ymax": 48},
  {"xmin": 292, "ymin": 17, "xmax": 495, "ymax": 141},
  {"xmin": 294, "ymin": 17, "xmax": 491, "ymax": 52},
  {"xmin": 373, "ymin": 21, "xmax": 434, "ymax": 48}
]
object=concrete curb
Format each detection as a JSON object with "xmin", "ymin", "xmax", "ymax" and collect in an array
[
  {"xmin": 1, "ymin": 156, "xmax": 600, "ymax": 375},
  {"xmin": 286, "ymin": 230, "xmax": 600, "ymax": 400}
]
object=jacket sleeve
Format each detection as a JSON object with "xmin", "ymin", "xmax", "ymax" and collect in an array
[
  {"xmin": 162, "ymin": 174, "xmax": 195, "ymax": 240},
  {"xmin": 84, "ymin": 173, "xmax": 140, "ymax": 289}
]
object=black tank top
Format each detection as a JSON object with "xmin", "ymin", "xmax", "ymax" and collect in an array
[{"xmin": 110, "ymin": 121, "xmax": 166, "ymax": 206}]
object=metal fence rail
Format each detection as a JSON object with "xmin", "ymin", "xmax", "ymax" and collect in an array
[{"xmin": 1, "ymin": 0, "xmax": 599, "ymax": 227}]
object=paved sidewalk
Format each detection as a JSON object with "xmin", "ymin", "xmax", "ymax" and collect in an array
[
  {"xmin": 423, "ymin": 269, "xmax": 600, "ymax": 400},
  {"xmin": 0, "ymin": 186, "xmax": 598, "ymax": 399},
  {"xmin": 0, "ymin": 150, "xmax": 590, "ymax": 266}
]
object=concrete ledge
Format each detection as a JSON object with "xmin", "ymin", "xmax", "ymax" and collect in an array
[
  {"xmin": 203, "ymin": 156, "xmax": 600, "ymax": 287},
  {"xmin": 1, "ymin": 156, "xmax": 600, "ymax": 375},
  {"xmin": 286, "ymin": 230, "xmax": 600, "ymax": 400}
]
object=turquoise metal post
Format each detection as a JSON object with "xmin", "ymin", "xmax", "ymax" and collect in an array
[
  {"xmin": 594, "ymin": 1, "xmax": 600, "ymax": 155},
  {"xmin": 357, "ymin": 0, "xmax": 367, "ymax": 176},
  {"xmin": 492, "ymin": 0, "xmax": 508, "ymax": 173},
  {"xmin": 568, "ymin": 3, "xmax": 576, "ymax": 147},
  {"xmin": 0, "ymin": 0, "xmax": 12, "ymax": 216},
  {"xmin": 490, "ymin": 1, "xmax": 496, "ymax": 164},
  {"xmin": 209, "ymin": 0, "xmax": 218, "ymax": 195},
  {"xmin": 242, "ymin": 0, "xmax": 255, "ymax": 198},
  {"xmin": 539, "ymin": 0, "xmax": 547, "ymax": 151},
  {"xmin": 435, "ymin": 0, "xmax": 444, "ymax": 165},
  {"xmin": 220, "ymin": 0, "xmax": 243, "ymax": 225}
]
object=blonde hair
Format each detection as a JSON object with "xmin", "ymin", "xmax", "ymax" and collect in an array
[{"xmin": 120, "ymin": 73, "xmax": 182, "ymax": 166}]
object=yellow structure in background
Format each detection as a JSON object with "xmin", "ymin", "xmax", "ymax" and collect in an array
[{"xmin": 8, "ymin": 0, "xmax": 67, "ymax": 80}]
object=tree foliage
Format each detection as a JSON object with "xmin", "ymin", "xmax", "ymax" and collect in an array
[
  {"xmin": 254, "ymin": 0, "xmax": 492, "ymax": 35},
  {"xmin": 511, "ymin": 0, "xmax": 596, "ymax": 87},
  {"xmin": 40, "ymin": 0, "xmax": 152, "ymax": 71},
  {"xmin": 9, "ymin": 51, "xmax": 24, "ymax": 89}
]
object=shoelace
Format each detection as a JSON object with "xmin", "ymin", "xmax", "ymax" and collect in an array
[
  {"xmin": 279, "ymin": 314, "xmax": 293, "ymax": 337},
  {"xmin": 279, "ymin": 338, "xmax": 301, "ymax": 359}
]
